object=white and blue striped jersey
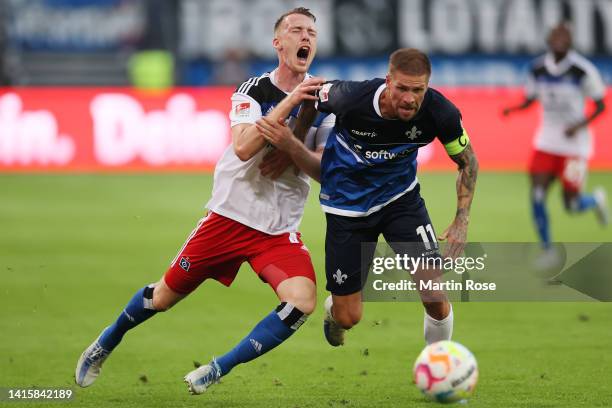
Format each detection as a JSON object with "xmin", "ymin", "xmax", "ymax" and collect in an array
[
  {"xmin": 315, "ymin": 78, "xmax": 469, "ymax": 217},
  {"xmin": 526, "ymin": 51, "xmax": 606, "ymax": 158},
  {"xmin": 206, "ymin": 69, "xmax": 335, "ymax": 234}
]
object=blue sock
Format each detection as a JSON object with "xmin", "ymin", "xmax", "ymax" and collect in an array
[
  {"xmin": 572, "ymin": 194, "xmax": 597, "ymax": 212},
  {"xmin": 98, "ymin": 285, "xmax": 157, "ymax": 351},
  {"xmin": 215, "ymin": 303, "xmax": 307, "ymax": 376},
  {"xmin": 532, "ymin": 198, "xmax": 551, "ymax": 249}
]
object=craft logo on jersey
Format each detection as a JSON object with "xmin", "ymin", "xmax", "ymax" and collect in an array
[
  {"xmin": 406, "ymin": 126, "xmax": 422, "ymax": 140},
  {"xmin": 351, "ymin": 129, "xmax": 377, "ymax": 138},
  {"xmin": 179, "ymin": 256, "xmax": 191, "ymax": 272},
  {"xmin": 235, "ymin": 102, "xmax": 251, "ymax": 117},
  {"xmin": 334, "ymin": 269, "xmax": 347, "ymax": 285},
  {"xmin": 319, "ymin": 83, "xmax": 333, "ymax": 102}
]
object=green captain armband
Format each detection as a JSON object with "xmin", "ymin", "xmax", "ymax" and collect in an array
[{"xmin": 444, "ymin": 129, "xmax": 470, "ymax": 156}]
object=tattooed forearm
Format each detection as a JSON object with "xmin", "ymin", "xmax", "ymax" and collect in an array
[{"xmin": 450, "ymin": 144, "xmax": 479, "ymax": 222}]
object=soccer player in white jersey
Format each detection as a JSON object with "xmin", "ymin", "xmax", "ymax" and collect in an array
[
  {"xmin": 76, "ymin": 7, "xmax": 331, "ymax": 394},
  {"xmin": 503, "ymin": 23, "xmax": 608, "ymax": 258}
]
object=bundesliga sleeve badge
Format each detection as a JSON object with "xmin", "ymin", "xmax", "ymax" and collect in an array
[
  {"xmin": 235, "ymin": 102, "xmax": 251, "ymax": 118},
  {"xmin": 319, "ymin": 83, "xmax": 332, "ymax": 103}
]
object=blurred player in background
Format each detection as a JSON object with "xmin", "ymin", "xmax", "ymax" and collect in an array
[
  {"xmin": 503, "ymin": 23, "xmax": 608, "ymax": 262},
  {"xmin": 76, "ymin": 7, "xmax": 331, "ymax": 394},
  {"xmin": 258, "ymin": 48, "xmax": 479, "ymax": 347}
]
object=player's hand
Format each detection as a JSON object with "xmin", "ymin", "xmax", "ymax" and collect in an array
[
  {"xmin": 288, "ymin": 77, "xmax": 326, "ymax": 106},
  {"xmin": 438, "ymin": 218, "xmax": 468, "ymax": 259},
  {"xmin": 259, "ymin": 148, "xmax": 296, "ymax": 179},
  {"xmin": 256, "ymin": 117, "xmax": 299, "ymax": 153},
  {"xmin": 565, "ymin": 123, "xmax": 581, "ymax": 138}
]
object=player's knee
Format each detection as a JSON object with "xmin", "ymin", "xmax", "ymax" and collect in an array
[
  {"xmin": 280, "ymin": 291, "xmax": 316, "ymax": 315},
  {"xmin": 152, "ymin": 281, "xmax": 184, "ymax": 312},
  {"xmin": 336, "ymin": 313, "xmax": 361, "ymax": 330},
  {"xmin": 277, "ymin": 277, "xmax": 317, "ymax": 315},
  {"xmin": 282, "ymin": 295, "xmax": 316, "ymax": 315},
  {"xmin": 151, "ymin": 294, "xmax": 172, "ymax": 312},
  {"xmin": 532, "ymin": 186, "xmax": 546, "ymax": 203},
  {"xmin": 563, "ymin": 194, "xmax": 579, "ymax": 212},
  {"xmin": 334, "ymin": 308, "xmax": 362, "ymax": 330},
  {"xmin": 423, "ymin": 301, "xmax": 450, "ymax": 320},
  {"xmin": 296, "ymin": 297, "xmax": 316, "ymax": 315}
]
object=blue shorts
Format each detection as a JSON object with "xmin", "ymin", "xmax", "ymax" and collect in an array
[{"xmin": 325, "ymin": 185, "xmax": 437, "ymax": 295}]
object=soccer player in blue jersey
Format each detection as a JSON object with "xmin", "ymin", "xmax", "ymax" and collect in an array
[{"xmin": 257, "ymin": 48, "xmax": 479, "ymax": 346}]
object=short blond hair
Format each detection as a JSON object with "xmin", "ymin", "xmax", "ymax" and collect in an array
[
  {"xmin": 274, "ymin": 7, "xmax": 316, "ymax": 33},
  {"xmin": 389, "ymin": 48, "xmax": 431, "ymax": 76}
]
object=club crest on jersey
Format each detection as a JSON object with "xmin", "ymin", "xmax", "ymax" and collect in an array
[
  {"xmin": 334, "ymin": 269, "xmax": 347, "ymax": 285},
  {"xmin": 235, "ymin": 102, "xmax": 251, "ymax": 117},
  {"xmin": 319, "ymin": 83, "xmax": 333, "ymax": 103},
  {"xmin": 179, "ymin": 257, "xmax": 191, "ymax": 272},
  {"xmin": 406, "ymin": 126, "xmax": 422, "ymax": 140}
]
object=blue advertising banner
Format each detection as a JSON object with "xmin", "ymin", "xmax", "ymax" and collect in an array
[{"xmin": 185, "ymin": 55, "xmax": 612, "ymax": 86}]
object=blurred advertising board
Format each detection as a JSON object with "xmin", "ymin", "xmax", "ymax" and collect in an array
[
  {"xmin": 248, "ymin": 56, "xmax": 612, "ymax": 87},
  {"xmin": 0, "ymin": 87, "xmax": 610, "ymax": 172},
  {"xmin": 8, "ymin": 0, "xmax": 612, "ymax": 57},
  {"xmin": 5, "ymin": 0, "xmax": 147, "ymax": 51},
  {"xmin": 0, "ymin": 88, "xmax": 230, "ymax": 171},
  {"xmin": 179, "ymin": 0, "xmax": 612, "ymax": 59}
]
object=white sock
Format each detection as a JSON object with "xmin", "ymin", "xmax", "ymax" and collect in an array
[{"xmin": 424, "ymin": 304, "xmax": 454, "ymax": 344}]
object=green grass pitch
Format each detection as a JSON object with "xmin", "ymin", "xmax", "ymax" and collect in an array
[{"xmin": 1, "ymin": 172, "xmax": 611, "ymax": 407}]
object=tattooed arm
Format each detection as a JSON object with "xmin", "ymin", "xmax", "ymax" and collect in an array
[{"xmin": 438, "ymin": 144, "xmax": 479, "ymax": 258}]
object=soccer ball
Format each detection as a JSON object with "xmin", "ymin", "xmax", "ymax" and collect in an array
[{"xmin": 413, "ymin": 340, "xmax": 478, "ymax": 403}]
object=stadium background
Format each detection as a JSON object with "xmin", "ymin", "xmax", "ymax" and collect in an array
[{"xmin": 1, "ymin": 1, "xmax": 611, "ymax": 407}]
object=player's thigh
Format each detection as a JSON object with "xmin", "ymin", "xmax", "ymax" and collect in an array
[
  {"xmin": 529, "ymin": 150, "xmax": 560, "ymax": 190},
  {"xmin": 163, "ymin": 212, "xmax": 249, "ymax": 295},
  {"xmin": 381, "ymin": 193, "xmax": 437, "ymax": 250},
  {"xmin": 561, "ymin": 157, "xmax": 587, "ymax": 196},
  {"xmin": 325, "ymin": 213, "xmax": 379, "ymax": 296},
  {"xmin": 249, "ymin": 231, "xmax": 317, "ymax": 312},
  {"xmin": 380, "ymin": 194, "xmax": 444, "ymax": 296},
  {"xmin": 530, "ymin": 173, "xmax": 556, "ymax": 193}
]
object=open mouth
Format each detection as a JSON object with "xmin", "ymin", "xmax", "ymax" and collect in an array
[{"xmin": 297, "ymin": 46, "xmax": 310, "ymax": 62}]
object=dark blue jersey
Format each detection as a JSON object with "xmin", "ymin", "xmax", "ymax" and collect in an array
[{"xmin": 316, "ymin": 78, "xmax": 469, "ymax": 216}]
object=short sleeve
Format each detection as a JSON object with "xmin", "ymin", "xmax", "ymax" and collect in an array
[
  {"xmin": 582, "ymin": 64, "xmax": 606, "ymax": 101},
  {"xmin": 315, "ymin": 80, "xmax": 348, "ymax": 114},
  {"xmin": 229, "ymin": 93, "xmax": 263, "ymax": 127},
  {"xmin": 437, "ymin": 104, "xmax": 470, "ymax": 156},
  {"xmin": 230, "ymin": 76, "xmax": 267, "ymax": 127}
]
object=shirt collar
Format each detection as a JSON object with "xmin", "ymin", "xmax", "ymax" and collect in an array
[
  {"xmin": 544, "ymin": 50, "xmax": 575, "ymax": 76},
  {"xmin": 373, "ymin": 83, "xmax": 386, "ymax": 118},
  {"xmin": 269, "ymin": 69, "xmax": 311, "ymax": 94}
]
